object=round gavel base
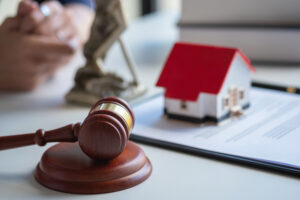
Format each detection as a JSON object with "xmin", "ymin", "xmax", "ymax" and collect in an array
[{"xmin": 34, "ymin": 141, "xmax": 152, "ymax": 194}]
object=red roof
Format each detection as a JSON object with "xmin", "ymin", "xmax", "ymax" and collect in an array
[{"xmin": 156, "ymin": 42, "xmax": 255, "ymax": 101}]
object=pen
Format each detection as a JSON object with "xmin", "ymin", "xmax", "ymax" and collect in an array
[{"xmin": 252, "ymin": 81, "xmax": 300, "ymax": 94}]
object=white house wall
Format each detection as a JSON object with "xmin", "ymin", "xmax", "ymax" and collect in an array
[
  {"xmin": 164, "ymin": 53, "xmax": 252, "ymax": 120},
  {"xmin": 217, "ymin": 53, "xmax": 252, "ymax": 118},
  {"xmin": 165, "ymin": 93, "xmax": 217, "ymax": 119}
]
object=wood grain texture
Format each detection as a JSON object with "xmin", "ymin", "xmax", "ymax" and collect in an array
[
  {"xmin": 0, "ymin": 96, "xmax": 135, "ymax": 160},
  {"xmin": 79, "ymin": 113, "xmax": 126, "ymax": 160},
  {"xmin": 0, "ymin": 123, "xmax": 80, "ymax": 150},
  {"xmin": 91, "ymin": 96, "xmax": 135, "ymax": 124},
  {"xmin": 34, "ymin": 141, "xmax": 152, "ymax": 194}
]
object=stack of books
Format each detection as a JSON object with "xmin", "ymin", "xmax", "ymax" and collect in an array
[{"xmin": 179, "ymin": 0, "xmax": 300, "ymax": 64}]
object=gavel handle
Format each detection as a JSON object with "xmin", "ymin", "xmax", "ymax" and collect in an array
[{"xmin": 0, "ymin": 123, "xmax": 81, "ymax": 150}]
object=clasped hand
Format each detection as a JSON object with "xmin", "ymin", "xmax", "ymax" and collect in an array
[{"xmin": 0, "ymin": 0, "xmax": 89, "ymax": 91}]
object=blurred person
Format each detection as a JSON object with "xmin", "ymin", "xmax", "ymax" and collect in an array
[{"xmin": 0, "ymin": 0, "xmax": 94, "ymax": 91}]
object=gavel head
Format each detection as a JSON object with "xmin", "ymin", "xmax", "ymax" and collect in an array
[{"xmin": 78, "ymin": 97, "xmax": 134, "ymax": 160}]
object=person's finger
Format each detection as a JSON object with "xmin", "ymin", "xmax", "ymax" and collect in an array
[
  {"xmin": 44, "ymin": 14, "xmax": 80, "ymax": 48},
  {"xmin": 38, "ymin": 0, "xmax": 63, "ymax": 21},
  {"xmin": 1, "ymin": 17, "xmax": 20, "ymax": 31},
  {"xmin": 35, "ymin": 2, "xmax": 73, "ymax": 37},
  {"xmin": 19, "ymin": 9, "xmax": 44, "ymax": 33},
  {"xmin": 17, "ymin": 0, "xmax": 38, "ymax": 17},
  {"xmin": 34, "ymin": 12, "xmax": 68, "ymax": 36},
  {"xmin": 19, "ymin": 0, "xmax": 63, "ymax": 33},
  {"xmin": 41, "ymin": 1, "xmax": 64, "ymax": 15},
  {"xmin": 55, "ymin": 21, "xmax": 78, "ymax": 41},
  {"xmin": 28, "ymin": 35, "xmax": 75, "ymax": 57},
  {"xmin": 7, "ymin": 51, "xmax": 71, "ymax": 78}
]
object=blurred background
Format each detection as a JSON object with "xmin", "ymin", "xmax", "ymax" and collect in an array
[
  {"xmin": 1, "ymin": 0, "xmax": 300, "ymax": 89},
  {"xmin": 0, "ymin": 0, "xmax": 181, "ymax": 24}
]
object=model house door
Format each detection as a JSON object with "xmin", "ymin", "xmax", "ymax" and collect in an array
[{"xmin": 229, "ymin": 87, "xmax": 241, "ymax": 114}]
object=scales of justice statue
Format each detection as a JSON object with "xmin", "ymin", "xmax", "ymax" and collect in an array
[
  {"xmin": 0, "ymin": 1, "xmax": 152, "ymax": 194},
  {"xmin": 66, "ymin": 0, "xmax": 146, "ymax": 105}
]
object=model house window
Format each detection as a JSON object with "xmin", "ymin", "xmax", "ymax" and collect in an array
[
  {"xmin": 222, "ymin": 96, "xmax": 229, "ymax": 109},
  {"xmin": 180, "ymin": 101, "xmax": 187, "ymax": 110},
  {"xmin": 239, "ymin": 89, "xmax": 245, "ymax": 100}
]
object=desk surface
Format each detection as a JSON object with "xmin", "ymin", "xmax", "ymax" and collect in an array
[{"xmin": 0, "ymin": 12, "xmax": 300, "ymax": 200}]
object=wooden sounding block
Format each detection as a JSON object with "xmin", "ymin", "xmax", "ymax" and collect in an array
[
  {"xmin": 35, "ymin": 142, "xmax": 151, "ymax": 194},
  {"xmin": 0, "ymin": 97, "xmax": 152, "ymax": 194}
]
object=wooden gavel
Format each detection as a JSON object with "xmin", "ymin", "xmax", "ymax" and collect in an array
[{"xmin": 0, "ymin": 97, "xmax": 134, "ymax": 160}]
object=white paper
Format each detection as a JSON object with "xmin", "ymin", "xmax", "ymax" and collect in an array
[{"xmin": 132, "ymin": 88, "xmax": 300, "ymax": 168}]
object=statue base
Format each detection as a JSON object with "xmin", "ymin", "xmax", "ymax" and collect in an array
[{"xmin": 66, "ymin": 83, "xmax": 146, "ymax": 106}]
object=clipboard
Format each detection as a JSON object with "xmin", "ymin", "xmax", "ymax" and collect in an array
[{"xmin": 130, "ymin": 82, "xmax": 300, "ymax": 177}]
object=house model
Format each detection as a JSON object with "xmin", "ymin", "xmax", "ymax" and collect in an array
[{"xmin": 156, "ymin": 42, "xmax": 255, "ymax": 123}]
